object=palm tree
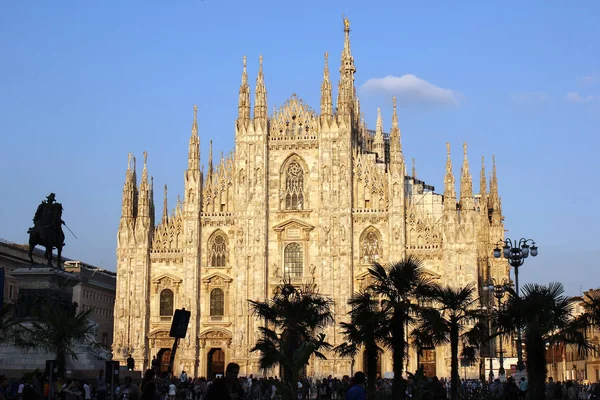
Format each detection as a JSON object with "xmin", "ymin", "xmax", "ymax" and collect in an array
[
  {"xmin": 249, "ymin": 281, "xmax": 334, "ymax": 400},
  {"xmin": 411, "ymin": 284, "xmax": 485, "ymax": 400},
  {"xmin": 17, "ymin": 303, "xmax": 98, "ymax": 377},
  {"xmin": 582, "ymin": 288, "xmax": 600, "ymax": 327},
  {"xmin": 367, "ymin": 256, "xmax": 435, "ymax": 399},
  {"xmin": 0, "ymin": 303, "xmax": 22, "ymax": 346},
  {"xmin": 495, "ymin": 282, "xmax": 591, "ymax": 400},
  {"xmin": 334, "ymin": 290, "xmax": 387, "ymax": 399}
]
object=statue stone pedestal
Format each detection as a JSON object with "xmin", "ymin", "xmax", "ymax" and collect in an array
[
  {"xmin": 0, "ymin": 265, "xmax": 109, "ymax": 377},
  {"xmin": 11, "ymin": 265, "xmax": 80, "ymax": 317}
]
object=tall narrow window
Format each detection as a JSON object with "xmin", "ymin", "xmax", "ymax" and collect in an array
[
  {"xmin": 285, "ymin": 161, "xmax": 305, "ymax": 210},
  {"xmin": 284, "ymin": 242, "xmax": 303, "ymax": 278},
  {"xmin": 208, "ymin": 232, "xmax": 228, "ymax": 267},
  {"xmin": 360, "ymin": 228, "xmax": 382, "ymax": 264},
  {"xmin": 210, "ymin": 288, "xmax": 225, "ymax": 316},
  {"xmin": 160, "ymin": 289, "xmax": 174, "ymax": 316}
]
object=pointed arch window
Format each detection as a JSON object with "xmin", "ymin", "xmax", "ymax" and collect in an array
[
  {"xmin": 208, "ymin": 232, "xmax": 228, "ymax": 267},
  {"xmin": 210, "ymin": 288, "xmax": 225, "ymax": 316},
  {"xmin": 284, "ymin": 242, "xmax": 303, "ymax": 278},
  {"xmin": 285, "ymin": 161, "xmax": 305, "ymax": 210},
  {"xmin": 160, "ymin": 289, "xmax": 174, "ymax": 316},
  {"xmin": 360, "ymin": 228, "xmax": 382, "ymax": 265}
]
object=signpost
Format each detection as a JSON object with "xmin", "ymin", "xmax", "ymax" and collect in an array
[
  {"xmin": 166, "ymin": 308, "xmax": 191, "ymax": 379},
  {"xmin": 105, "ymin": 361, "xmax": 120, "ymax": 400}
]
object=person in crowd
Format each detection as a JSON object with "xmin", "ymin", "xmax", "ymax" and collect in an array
[
  {"xmin": 119, "ymin": 377, "xmax": 140, "ymax": 400},
  {"xmin": 345, "ymin": 372, "xmax": 366, "ymax": 400},
  {"xmin": 206, "ymin": 363, "xmax": 244, "ymax": 400},
  {"xmin": 140, "ymin": 370, "xmax": 158, "ymax": 400},
  {"xmin": 96, "ymin": 370, "xmax": 107, "ymax": 400}
]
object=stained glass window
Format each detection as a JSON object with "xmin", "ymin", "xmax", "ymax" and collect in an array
[
  {"xmin": 284, "ymin": 242, "xmax": 303, "ymax": 278},
  {"xmin": 160, "ymin": 289, "xmax": 174, "ymax": 316},
  {"xmin": 285, "ymin": 161, "xmax": 304, "ymax": 210}
]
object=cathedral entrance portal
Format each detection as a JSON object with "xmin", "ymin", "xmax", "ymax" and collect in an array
[
  {"xmin": 418, "ymin": 349, "xmax": 436, "ymax": 377},
  {"xmin": 157, "ymin": 348, "xmax": 171, "ymax": 377},
  {"xmin": 207, "ymin": 348, "xmax": 225, "ymax": 378}
]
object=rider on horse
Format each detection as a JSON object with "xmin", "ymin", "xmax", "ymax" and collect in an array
[
  {"xmin": 29, "ymin": 193, "xmax": 66, "ymax": 267},
  {"xmin": 33, "ymin": 193, "xmax": 65, "ymax": 239}
]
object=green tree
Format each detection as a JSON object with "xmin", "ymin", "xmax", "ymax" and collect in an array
[
  {"xmin": 0, "ymin": 304, "xmax": 22, "ymax": 346},
  {"xmin": 495, "ymin": 282, "xmax": 591, "ymax": 400},
  {"xmin": 334, "ymin": 290, "xmax": 387, "ymax": 399},
  {"xmin": 249, "ymin": 281, "xmax": 334, "ymax": 400},
  {"xmin": 17, "ymin": 303, "xmax": 99, "ymax": 377},
  {"xmin": 411, "ymin": 284, "xmax": 485, "ymax": 400},
  {"xmin": 367, "ymin": 256, "xmax": 435, "ymax": 399}
]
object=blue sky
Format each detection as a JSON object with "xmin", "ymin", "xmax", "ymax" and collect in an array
[{"xmin": 1, "ymin": 1, "xmax": 598, "ymax": 295}]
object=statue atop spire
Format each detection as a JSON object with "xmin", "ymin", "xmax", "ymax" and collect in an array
[{"xmin": 343, "ymin": 14, "xmax": 350, "ymax": 32}]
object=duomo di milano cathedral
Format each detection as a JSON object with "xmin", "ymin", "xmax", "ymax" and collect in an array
[{"xmin": 114, "ymin": 18, "xmax": 509, "ymax": 379}]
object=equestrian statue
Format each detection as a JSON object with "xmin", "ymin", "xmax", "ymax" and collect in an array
[{"xmin": 28, "ymin": 193, "xmax": 66, "ymax": 268}]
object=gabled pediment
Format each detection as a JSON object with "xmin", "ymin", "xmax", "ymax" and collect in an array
[
  {"xmin": 201, "ymin": 272, "xmax": 233, "ymax": 285},
  {"xmin": 355, "ymin": 271, "xmax": 371, "ymax": 281},
  {"xmin": 152, "ymin": 273, "xmax": 183, "ymax": 284},
  {"xmin": 152, "ymin": 273, "xmax": 183, "ymax": 293},
  {"xmin": 273, "ymin": 218, "xmax": 315, "ymax": 232},
  {"xmin": 422, "ymin": 268, "xmax": 442, "ymax": 280}
]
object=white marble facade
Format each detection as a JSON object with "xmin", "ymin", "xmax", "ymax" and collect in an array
[{"xmin": 113, "ymin": 19, "xmax": 508, "ymax": 379}]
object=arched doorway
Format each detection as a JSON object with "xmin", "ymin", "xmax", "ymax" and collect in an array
[
  {"xmin": 207, "ymin": 348, "xmax": 225, "ymax": 378},
  {"xmin": 362, "ymin": 350, "xmax": 382, "ymax": 378},
  {"xmin": 156, "ymin": 348, "xmax": 171, "ymax": 378},
  {"xmin": 418, "ymin": 348, "xmax": 436, "ymax": 377}
]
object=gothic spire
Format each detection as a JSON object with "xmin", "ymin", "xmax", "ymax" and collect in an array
[
  {"xmin": 150, "ymin": 176, "xmax": 155, "ymax": 227},
  {"xmin": 188, "ymin": 105, "xmax": 200, "ymax": 170},
  {"xmin": 444, "ymin": 143, "xmax": 456, "ymax": 211},
  {"xmin": 389, "ymin": 96, "xmax": 402, "ymax": 153},
  {"xmin": 320, "ymin": 52, "xmax": 333, "ymax": 118},
  {"xmin": 337, "ymin": 15, "xmax": 356, "ymax": 117},
  {"xmin": 412, "ymin": 158, "xmax": 417, "ymax": 179},
  {"xmin": 162, "ymin": 184, "xmax": 168, "ymax": 223},
  {"xmin": 254, "ymin": 55, "xmax": 268, "ymax": 122},
  {"xmin": 137, "ymin": 151, "xmax": 150, "ymax": 219},
  {"xmin": 489, "ymin": 155, "xmax": 502, "ymax": 224},
  {"xmin": 374, "ymin": 108, "xmax": 385, "ymax": 161},
  {"xmin": 459, "ymin": 142, "xmax": 474, "ymax": 209},
  {"xmin": 237, "ymin": 56, "xmax": 251, "ymax": 126},
  {"xmin": 480, "ymin": 156, "xmax": 487, "ymax": 198},
  {"xmin": 120, "ymin": 153, "xmax": 136, "ymax": 219},
  {"xmin": 208, "ymin": 140, "xmax": 214, "ymax": 179}
]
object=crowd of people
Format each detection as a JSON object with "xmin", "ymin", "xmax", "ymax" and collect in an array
[{"xmin": 2, "ymin": 368, "xmax": 600, "ymax": 400}]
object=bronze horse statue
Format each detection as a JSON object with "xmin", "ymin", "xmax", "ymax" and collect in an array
[
  {"xmin": 28, "ymin": 193, "xmax": 66, "ymax": 268},
  {"xmin": 28, "ymin": 225, "xmax": 65, "ymax": 268}
]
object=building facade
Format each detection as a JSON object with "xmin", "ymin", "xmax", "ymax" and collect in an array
[
  {"xmin": 0, "ymin": 238, "xmax": 116, "ymax": 348},
  {"xmin": 64, "ymin": 261, "xmax": 117, "ymax": 347},
  {"xmin": 113, "ymin": 19, "xmax": 508, "ymax": 378}
]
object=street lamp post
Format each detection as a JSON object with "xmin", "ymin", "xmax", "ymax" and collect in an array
[
  {"xmin": 493, "ymin": 238, "xmax": 539, "ymax": 372},
  {"xmin": 484, "ymin": 278, "xmax": 509, "ymax": 378}
]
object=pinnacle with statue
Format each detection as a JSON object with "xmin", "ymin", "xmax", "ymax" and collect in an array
[{"xmin": 28, "ymin": 193, "xmax": 70, "ymax": 268}]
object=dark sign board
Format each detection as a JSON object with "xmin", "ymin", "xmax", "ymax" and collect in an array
[{"xmin": 169, "ymin": 308, "xmax": 191, "ymax": 338}]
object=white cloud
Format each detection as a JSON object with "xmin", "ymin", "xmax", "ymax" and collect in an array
[
  {"xmin": 565, "ymin": 91, "xmax": 598, "ymax": 103},
  {"xmin": 511, "ymin": 92, "xmax": 549, "ymax": 105},
  {"xmin": 580, "ymin": 75, "xmax": 595, "ymax": 84},
  {"xmin": 360, "ymin": 74, "xmax": 461, "ymax": 107}
]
